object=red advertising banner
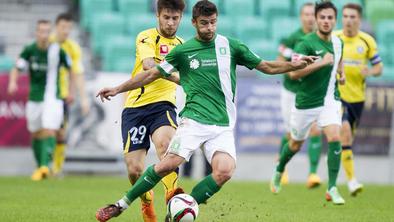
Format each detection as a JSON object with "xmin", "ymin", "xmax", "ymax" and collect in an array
[{"xmin": 0, "ymin": 73, "xmax": 30, "ymax": 147}]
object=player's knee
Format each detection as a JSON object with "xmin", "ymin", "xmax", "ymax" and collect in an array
[
  {"xmin": 127, "ymin": 164, "xmax": 144, "ymax": 181},
  {"xmin": 326, "ymin": 133, "xmax": 341, "ymax": 142},
  {"xmin": 213, "ymin": 169, "xmax": 233, "ymax": 186},
  {"xmin": 289, "ymin": 140, "xmax": 302, "ymax": 152}
]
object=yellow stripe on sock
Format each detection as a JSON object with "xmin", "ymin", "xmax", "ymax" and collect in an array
[
  {"xmin": 166, "ymin": 111, "xmax": 177, "ymax": 129},
  {"xmin": 161, "ymin": 171, "xmax": 178, "ymax": 192}
]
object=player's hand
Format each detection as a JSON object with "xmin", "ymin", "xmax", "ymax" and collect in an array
[
  {"xmin": 361, "ymin": 66, "xmax": 370, "ymax": 76},
  {"xmin": 65, "ymin": 94, "xmax": 75, "ymax": 105},
  {"xmin": 338, "ymin": 75, "xmax": 346, "ymax": 85},
  {"xmin": 322, "ymin": 53, "xmax": 334, "ymax": 65},
  {"xmin": 96, "ymin": 87, "xmax": 119, "ymax": 102},
  {"xmin": 7, "ymin": 82, "xmax": 18, "ymax": 95},
  {"xmin": 300, "ymin": 55, "xmax": 318, "ymax": 65}
]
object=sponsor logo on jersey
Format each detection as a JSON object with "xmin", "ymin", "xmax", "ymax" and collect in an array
[
  {"xmin": 357, "ymin": 46, "xmax": 364, "ymax": 54},
  {"xmin": 160, "ymin": 44, "xmax": 169, "ymax": 55},
  {"xmin": 315, "ymin": 50, "xmax": 324, "ymax": 55}
]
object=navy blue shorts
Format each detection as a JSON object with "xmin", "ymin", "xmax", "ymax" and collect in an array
[
  {"xmin": 341, "ymin": 100, "xmax": 364, "ymax": 133},
  {"xmin": 121, "ymin": 102, "xmax": 177, "ymax": 153}
]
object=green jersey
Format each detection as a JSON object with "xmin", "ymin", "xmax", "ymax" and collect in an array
[
  {"xmin": 280, "ymin": 28, "xmax": 308, "ymax": 93},
  {"xmin": 158, "ymin": 34, "xmax": 261, "ymax": 127},
  {"xmin": 293, "ymin": 32, "xmax": 343, "ymax": 109},
  {"xmin": 17, "ymin": 42, "xmax": 70, "ymax": 102}
]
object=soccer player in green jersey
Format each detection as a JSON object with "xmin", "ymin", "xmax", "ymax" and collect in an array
[
  {"xmin": 94, "ymin": 1, "xmax": 315, "ymax": 221},
  {"xmin": 277, "ymin": 2, "xmax": 323, "ymax": 188},
  {"xmin": 271, "ymin": 1, "xmax": 346, "ymax": 205},
  {"xmin": 7, "ymin": 20, "xmax": 72, "ymax": 181}
]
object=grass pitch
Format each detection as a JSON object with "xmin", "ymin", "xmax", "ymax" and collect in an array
[{"xmin": 0, "ymin": 176, "xmax": 393, "ymax": 222}]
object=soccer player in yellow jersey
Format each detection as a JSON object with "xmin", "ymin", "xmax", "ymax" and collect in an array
[
  {"xmin": 119, "ymin": 1, "xmax": 185, "ymax": 221},
  {"xmin": 334, "ymin": 3, "xmax": 383, "ymax": 196},
  {"xmin": 50, "ymin": 13, "xmax": 90, "ymax": 176}
]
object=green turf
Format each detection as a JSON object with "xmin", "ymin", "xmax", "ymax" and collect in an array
[{"xmin": 0, "ymin": 176, "xmax": 393, "ymax": 222}]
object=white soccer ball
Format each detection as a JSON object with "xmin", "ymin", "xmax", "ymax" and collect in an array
[{"xmin": 167, "ymin": 194, "xmax": 199, "ymax": 222}]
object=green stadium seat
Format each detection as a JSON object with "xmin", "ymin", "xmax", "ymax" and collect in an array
[
  {"xmin": 271, "ymin": 17, "xmax": 299, "ymax": 41},
  {"xmin": 248, "ymin": 39, "xmax": 278, "ymax": 61},
  {"xmin": 222, "ymin": 0, "xmax": 257, "ymax": 17},
  {"xmin": 0, "ymin": 55, "xmax": 14, "ymax": 72},
  {"xmin": 91, "ymin": 12, "xmax": 125, "ymax": 56},
  {"xmin": 117, "ymin": 0, "xmax": 150, "ymax": 18},
  {"xmin": 80, "ymin": 0, "xmax": 114, "ymax": 30},
  {"xmin": 236, "ymin": 16, "xmax": 268, "ymax": 43},
  {"xmin": 376, "ymin": 20, "xmax": 394, "ymax": 48},
  {"xmin": 366, "ymin": 0, "xmax": 394, "ymax": 26},
  {"xmin": 125, "ymin": 15, "xmax": 157, "ymax": 37},
  {"xmin": 102, "ymin": 35, "xmax": 135, "ymax": 72},
  {"xmin": 259, "ymin": 0, "xmax": 291, "ymax": 20},
  {"xmin": 111, "ymin": 57, "xmax": 136, "ymax": 73},
  {"xmin": 367, "ymin": 65, "xmax": 394, "ymax": 82},
  {"xmin": 217, "ymin": 15, "xmax": 236, "ymax": 38},
  {"xmin": 177, "ymin": 16, "xmax": 194, "ymax": 40}
]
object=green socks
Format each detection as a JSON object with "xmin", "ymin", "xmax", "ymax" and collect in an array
[
  {"xmin": 123, "ymin": 165, "xmax": 162, "ymax": 204},
  {"xmin": 32, "ymin": 139, "xmax": 43, "ymax": 167},
  {"xmin": 39, "ymin": 136, "xmax": 56, "ymax": 167},
  {"xmin": 279, "ymin": 135, "xmax": 289, "ymax": 155},
  {"xmin": 308, "ymin": 136, "xmax": 322, "ymax": 174},
  {"xmin": 276, "ymin": 143, "xmax": 297, "ymax": 173},
  {"xmin": 327, "ymin": 141, "xmax": 342, "ymax": 189},
  {"xmin": 190, "ymin": 174, "xmax": 221, "ymax": 204}
]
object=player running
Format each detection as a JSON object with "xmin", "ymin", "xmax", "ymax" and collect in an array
[
  {"xmin": 271, "ymin": 1, "xmax": 347, "ymax": 205},
  {"xmin": 7, "ymin": 20, "xmax": 72, "ymax": 181},
  {"xmin": 277, "ymin": 2, "xmax": 323, "ymax": 188},
  {"xmin": 334, "ymin": 3, "xmax": 383, "ymax": 196},
  {"xmin": 95, "ymin": 1, "xmax": 314, "ymax": 221},
  {"xmin": 100, "ymin": 1, "xmax": 185, "ymax": 221},
  {"xmin": 50, "ymin": 13, "xmax": 90, "ymax": 176}
]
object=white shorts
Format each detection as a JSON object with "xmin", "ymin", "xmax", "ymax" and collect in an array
[
  {"xmin": 26, "ymin": 100, "xmax": 64, "ymax": 132},
  {"xmin": 280, "ymin": 87, "xmax": 296, "ymax": 132},
  {"xmin": 290, "ymin": 101, "xmax": 342, "ymax": 141},
  {"xmin": 167, "ymin": 118, "xmax": 236, "ymax": 164}
]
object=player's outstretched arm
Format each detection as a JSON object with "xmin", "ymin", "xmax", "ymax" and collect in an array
[
  {"xmin": 96, "ymin": 67, "xmax": 161, "ymax": 102},
  {"xmin": 361, "ymin": 63, "xmax": 383, "ymax": 77},
  {"xmin": 288, "ymin": 53, "xmax": 332, "ymax": 80},
  {"xmin": 256, "ymin": 56, "xmax": 316, "ymax": 74}
]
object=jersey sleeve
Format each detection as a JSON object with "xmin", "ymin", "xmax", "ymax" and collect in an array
[
  {"xmin": 233, "ymin": 39, "xmax": 262, "ymax": 70},
  {"xmin": 157, "ymin": 46, "xmax": 179, "ymax": 77},
  {"xmin": 366, "ymin": 36, "xmax": 382, "ymax": 65},
  {"xmin": 60, "ymin": 49, "xmax": 72, "ymax": 70},
  {"xmin": 16, "ymin": 45, "xmax": 30, "ymax": 70},
  {"xmin": 136, "ymin": 32, "xmax": 156, "ymax": 61},
  {"xmin": 70, "ymin": 42, "xmax": 84, "ymax": 74}
]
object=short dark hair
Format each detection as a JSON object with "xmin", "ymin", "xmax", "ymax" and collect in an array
[
  {"xmin": 300, "ymin": 2, "xmax": 314, "ymax": 13},
  {"xmin": 343, "ymin": 3, "xmax": 363, "ymax": 17},
  {"xmin": 157, "ymin": 0, "xmax": 185, "ymax": 14},
  {"xmin": 315, "ymin": 1, "xmax": 337, "ymax": 18},
  {"xmin": 192, "ymin": 0, "xmax": 218, "ymax": 19},
  {"xmin": 37, "ymin": 19, "xmax": 50, "ymax": 27},
  {"xmin": 55, "ymin": 13, "xmax": 73, "ymax": 24}
]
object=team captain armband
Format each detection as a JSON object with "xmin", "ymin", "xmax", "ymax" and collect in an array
[
  {"xmin": 370, "ymin": 54, "xmax": 382, "ymax": 65},
  {"xmin": 278, "ymin": 44, "xmax": 293, "ymax": 59},
  {"xmin": 157, "ymin": 60, "xmax": 177, "ymax": 78},
  {"xmin": 15, "ymin": 58, "xmax": 28, "ymax": 71}
]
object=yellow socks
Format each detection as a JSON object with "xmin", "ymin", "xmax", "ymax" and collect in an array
[
  {"xmin": 52, "ymin": 143, "xmax": 66, "ymax": 174},
  {"xmin": 341, "ymin": 148, "xmax": 355, "ymax": 180}
]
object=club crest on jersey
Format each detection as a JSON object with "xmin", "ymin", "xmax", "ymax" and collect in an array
[
  {"xmin": 219, "ymin": 47, "xmax": 227, "ymax": 55},
  {"xmin": 160, "ymin": 44, "xmax": 169, "ymax": 55},
  {"xmin": 190, "ymin": 59, "xmax": 200, "ymax": 69},
  {"xmin": 357, "ymin": 46, "xmax": 364, "ymax": 54}
]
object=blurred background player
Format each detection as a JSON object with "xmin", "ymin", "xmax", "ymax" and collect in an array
[
  {"xmin": 277, "ymin": 2, "xmax": 323, "ymax": 188},
  {"xmin": 94, "ymin": 1, "xmax": 314, "ymax": 221},
  {"xmin": 113, "ymin": 0, "xmax": 185, "ymax": 221},
  {"xmin": 50, "ymin": 12, "xmax": 90, "ymax": 176},
  {"xmin": 7, "ymin": 20, "xmax": 72, "ymax": 181},
  {"xmin": 334, "ymin": 3, "xmax": 383, "ymax": 196},
  {"xmin": 271, "ymin": 1, "xmax": 346, "ymax": 205}
]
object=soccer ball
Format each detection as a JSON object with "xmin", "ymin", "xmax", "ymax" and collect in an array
[{"xmin": 167, "ymin": 194, "xmax": 199, "ymax": 222}]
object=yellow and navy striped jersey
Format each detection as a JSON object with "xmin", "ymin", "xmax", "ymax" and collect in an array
[
  {"xmin": 124, "ymin": 28, "xmax": 183, "ymax": 108},
  {"xmin": 334, "ymin": 30, "xmax": 382, "ymax": 103},
  {"xmin": 50, "ymin": 34, "xmax": 84, "ymax": 98}
]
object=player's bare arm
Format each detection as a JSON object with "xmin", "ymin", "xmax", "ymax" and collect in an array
[
  {"xmin": 288, "ymin": 53, "xmax": 333, "ymax": 80},
  {"xmin": 142, "ymin": 57, "xmax": 156, "ymax": 70},
  {"xmin": 256, "ymin": 56, "xmax": 316, "ymax": 74},
  {"xmin": 361, "ymin": 63, "xmax": 383, "ymax": 77},
  {"xmin": 66, "ymin": 70, "xmax": 77, "ymax": 104},
  {"xmin": 7, "ymin": 67, "xmax": 20, "ymax": 95},
  {"xmin": 337, "ymin": 59, "xmax": 346, "ymax": 85}
]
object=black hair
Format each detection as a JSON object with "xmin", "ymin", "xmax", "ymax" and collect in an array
[
  {"xmin": 157, "ymin": 0, "xmax": 186, "ymax": 14},
  {"xmin": 315, "ymin": 1, "xmax": 337, "ymax": 18},
  {"xmin": 192, "ymin": 0, "xmax": 218, "ymax": 19}
]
